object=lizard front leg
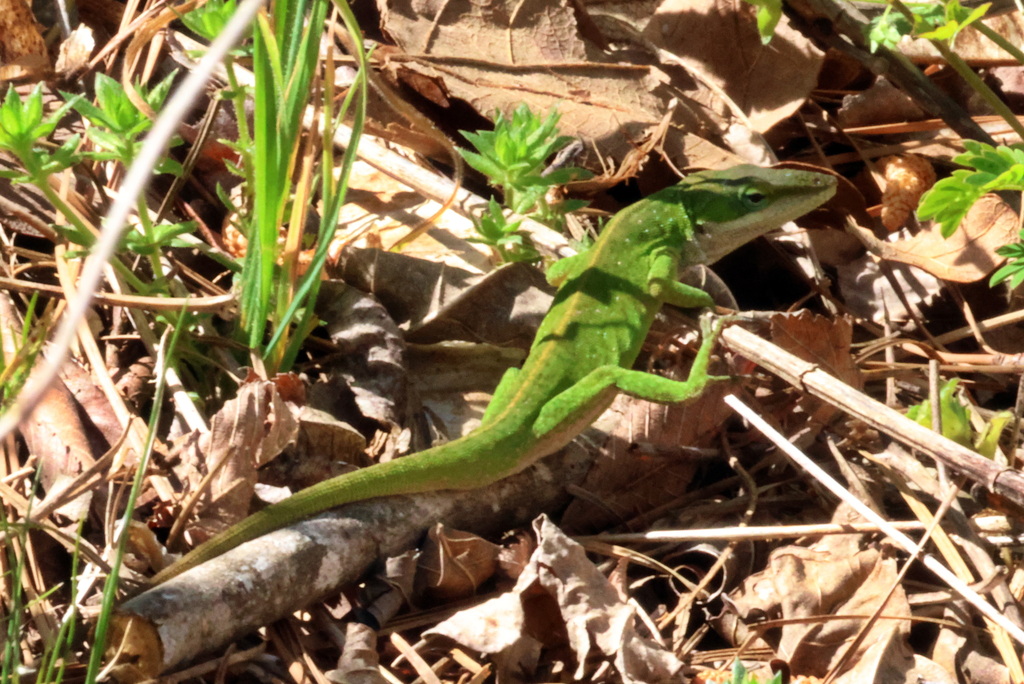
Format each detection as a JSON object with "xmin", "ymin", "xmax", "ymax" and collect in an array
[{"xmin": 531, "ymin": 315, "xmax": 728, "ymax": 437}]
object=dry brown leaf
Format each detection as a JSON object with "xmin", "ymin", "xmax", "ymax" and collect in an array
[
  {"xmin": 561, "ymin": 376, "xmax": 733, "ymax": 534},
  {"xmin": 331, "ymin": 161, "xmax": 485, "ymax": 257},
  {"xmin": 838, "ymin": 79, "xmax": 929, "ymax": 128},
  {"xmin": 173, "ymin": 376, "xmax": 301, "ymax": 547},
  {"xmin": 833, "ymin": 634, "xmax": 955, "ymax": 684},
  {"xmin": 61, "ymin": 358, "xmax": 124, "ymax": 449},
  {"xmin": 714, "ymin": 506, "xmax": 914, "ymax": 678},
  {"xmin": 408, "ymin": 343, "xmax": 523, "ymax": 445},
  {"xmin": 0, "ymin": 0, "xmax": 44, "ymax": 63},
  {"xmin": 836, "ymin": 252, "xmax": 944, "ymax": 326},
  {"xmin": 55, "ymin": 24, "xmax": 95, "ymax": 78},
  {"xmin": 261, "ymin": 407, "xmax": 367, "ymax": 490},
  {"xmin": 961, "ymin": 649, "xmax": 1013, "ymax": 684},
  {"xmin": 22, "ymin": 374, "xmax": 96, "ymax": 520},
  {"xmin": 378, "ymin": 0, "xmax": 736, "ymax": 169},
  {"xmin": 408, "ymin": 262, "xmax": 553, "ymax": 345},
  {"xmin": 318, "ymin": 281, "xmax": 409, "ymax": 431},
  {"xmin": 767, "ymin": 312, "xmax": 859, "ymax": 433},
  {"xmin": 334, "ymin": 247, "xmax": 475, "ymax": 329},
  {"xmin": 853, "ymin": 195, "xmax": 1018, "ymax": 283},
  {"xmin": 644, "ymin": 0, "xmax": 825, "ymax": 133},
  {"xmin": 496, "ymin": 528, "xmax": 535, "ymax": 582},
  {"xmin": 770, "ymin": 312, "xmax": 860, "ymax": 390},
  {"xmin": 879, "ymin": 155, "xmax": 936, "ymax": 232},
  {"xmin": 426, "ymin": 515, "xmax": 685, "ymax": 683},
  {"xmin": 417, "ymin": 524, "xmax": 500, "ymax": 601},
  {"xmin": 329, "ymin": 622, "xmax": 387, "ymax": 683}
]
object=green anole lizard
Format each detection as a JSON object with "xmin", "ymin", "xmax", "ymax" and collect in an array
[{"xmin": 150, "ymin": 164, "xmax": 836, "ymax": 586}]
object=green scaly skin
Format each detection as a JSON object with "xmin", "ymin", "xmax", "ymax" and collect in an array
[{"xmin": 150, "ymin": 165, "xmax": 836, "ymax": 586}]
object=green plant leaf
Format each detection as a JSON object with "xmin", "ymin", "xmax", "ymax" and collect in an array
[
  {"xmin": 459, "ymin": 104, "xmax": 589, "ymax": 239},
  {"xmin": 741, "ymin": 0, "xmax": 782, "ymax": 43},
  {"xmin": 459, "ymin": 146, "xmax": 506, "ymax": 184}
]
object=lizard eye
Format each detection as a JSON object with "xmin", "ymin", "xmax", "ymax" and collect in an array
[{"xmin": 744, "ymin": 189, "xmax": 767, "ymax": 205}]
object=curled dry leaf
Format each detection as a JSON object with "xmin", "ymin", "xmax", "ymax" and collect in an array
[
  {"xmin": 426, "ymin": 515, "xmax": 684, "ymax": 683},
  {"xmin": 55, "ymin": 24, "xmax": 94, "ymax": 78},
  {"xmin": 318, "ymin": 280, "xmax": 409, "ymax": 431},
  {"xmin": 0, "ymin": 0, "xmax": 48, "ymax": 81},
  {"xmin": 329, "ymin": 621, "xmax": 386, "ymax": 683},
  {"xmin": 879, "ymin": 155, "xmax": 936, "ymax": 232},
  {"xmin": 170, "ymin": 376, "xmax": 301, "ymax": 548}
]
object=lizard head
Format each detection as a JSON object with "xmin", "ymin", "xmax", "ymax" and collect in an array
[{"xmin": 673, "ymin": 164, "xmax": 837, "ymax": 264}]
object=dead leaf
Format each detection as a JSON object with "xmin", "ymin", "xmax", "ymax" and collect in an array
[
  {"xmin": 329, "ymin": 621, "xmax": 387, "ymax": 683},
  {"xmin": 852, "ymin": 195, "xmax": 1018, "ymax": 283},
  {"xmin": 765, "ymin": 312, "xmax": 859, "ymax": 434},
  {"xmin": 836, "ymin": 254, "xmax": 943, "ymax": 326},
  {"xmin": 879, "ymin": 155, "xmax": 936, "ymax": 232},
  {"xmin": 317, "ymin": 281, "xmax": 409, "ymax": 431},
  {"xmin": 331, "ymin": 161, "xmax": 485, "ymax": 258},
  {"xmin": 335, "ymin": 248, "xmax": 481, "ymax": 330},
  {"xmin": 713, "ymin": 506, "xmax": 914, "ymax": 678},
  {"xmin": 61, "ymin": 358, "xmax": 124, "ymax": 449},
  {"xmin": 172, "ymin": 376, "xmax": 301, "ymax": 547},
  {"xmin": 894, "ymin": 11, "xmax": 1024, "ymax": 65},
  {"xmin": 113, "ymin": 356, "xmax": 155, "ymax": 411},
  {"xmin": 768, "ymin": 312, "xmax": 860, "ymax": 386},
  {"xmin": 0, "ymin": 0, "xmax": 47, "ymax": 69},
  {"xmin": 261, "ymin": 407, "xmax": 367, "ymax": 490},
  {"xmin": 417, "ymin": 524, "xmax": 500, "ymax": 601},
  {"xmin": 1, "ymin": 285, "xmax": 101, "ymax": 521},
  {"xmin": 378, "ymin": 0, "xmax": 738, "ymax": 170},
  {"xmin": 55, "ymin": 24, "xmax": 94, "ymax": 79},
  {"xmin": 409, "ymin": 262, "xmax": 553, "ymax": 346},
  {"xmin": 833, "ymin": 635, "xmax": 955, "ymax": 684},
  {"xmin": 562, "ymin": 378, "xmax": 733, "ymax": 534},
  {"xmin": 962, "ymin": 648, "xmax": 1013, "ymax": 684},
  {"xmin": 408, "ymin": 342, "xmax": 523, "ymax": 444},
  {"xmin": 838, "ymin": 79, "xmax": 929, "ymax": 128},
  {"xmin": 426, "ymin": 515, "xmax": 685, "ymax": 683},
  {"xmin": 644, "ymin": 0, "xmax": 825, "ymax": 133},
  {"xmin": 22, "ymin": 375, "xmax": 95, "ymax": 521}
]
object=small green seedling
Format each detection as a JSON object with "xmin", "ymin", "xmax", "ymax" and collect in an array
[
  {"xmin": 729, "ymin": 660, "xmax": 783, "ymax": 684},
  {"xmin": 180, "ymin": 0, "xmax": 253, "ymax": 58},
  {"xmin": 0, "ymin": 295, "xmax": 44, "ymax": 414},
  {"xmin": 917, "ymin": 141, "xmax": 1024, "ymax": 239},
  {"xmin": 907, "ymin": 378, "xmax": 1011, "ymax": 458},
  {"xmin": 65, "ymin": 73, "xmax": 196, "ymax": 261},
  {"xmin": 913, "ymin": 0, "xmax": 990, "ymax": 43},
  {"xmin": 0, "ymin": 85, "xmax": 90, "ymax": 245},
  {"xmin": 468, "ymin": 197, "xmax": 540, "ymax": 263},
  {"xmin": 866, "ymin": 0, "xmax": 989, "ymax": 52},
  {"xmin": 65, "ymin": 72, "xmax": 182, "ymax": 173},
  {"xmin": 459, "ymin": 104, "xmax": 590, "ymax": 259},
  {"xmin": 991, "ymin": 228, "xmax": 1024, "ymax": 288},
  {"xmin": 740, "ymin": 0, "xmax": 783, "ymax": 44}
]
